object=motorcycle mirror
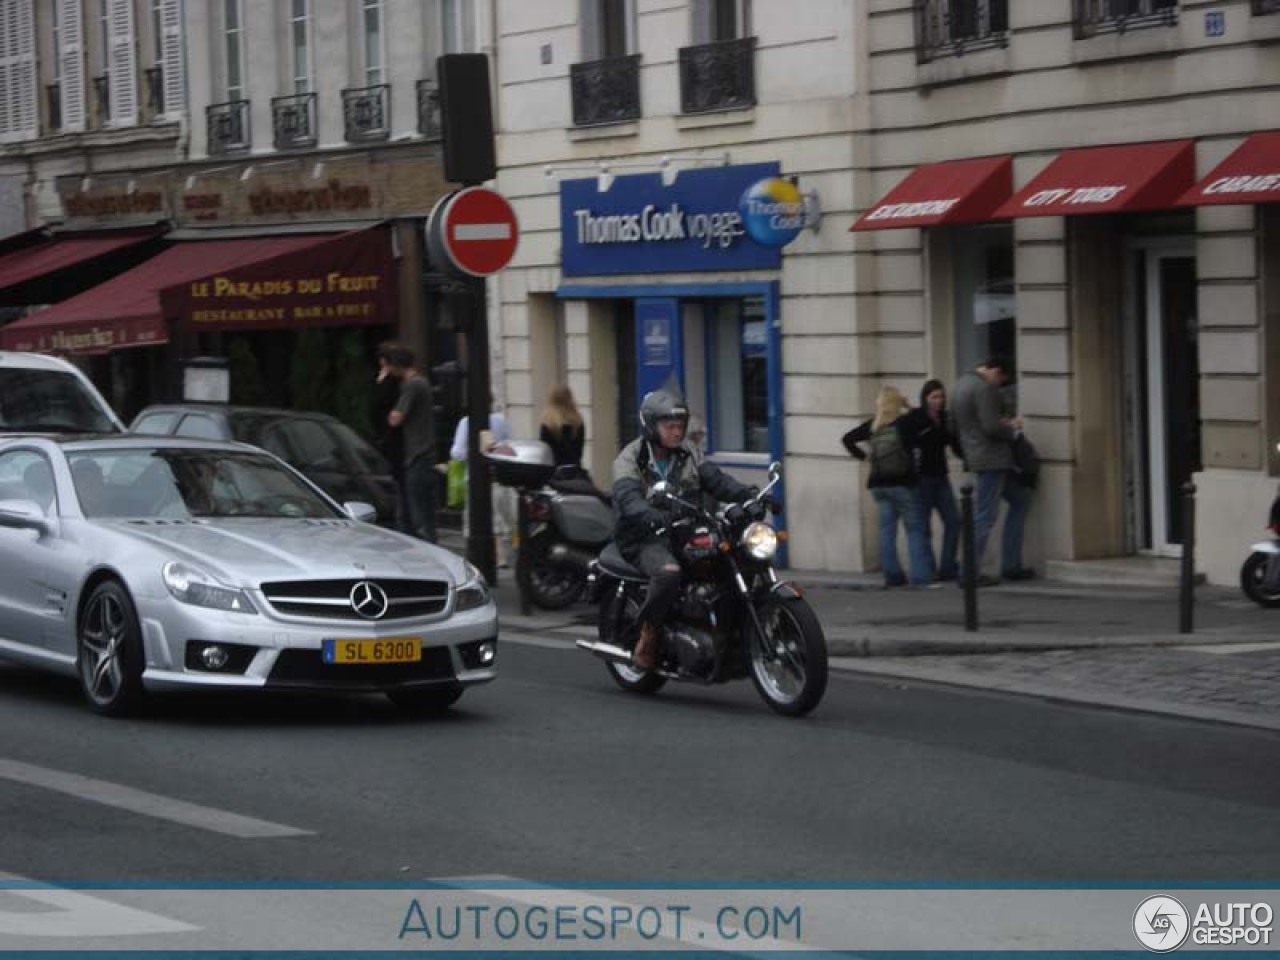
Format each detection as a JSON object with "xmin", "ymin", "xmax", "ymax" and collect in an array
[
  {"xmin": 649, "ymin": 481, "xmax": 671, "ymax": 505},
  {"xmin": 768, "ymin": 461, "xmax": 782, "ymax": 483}
]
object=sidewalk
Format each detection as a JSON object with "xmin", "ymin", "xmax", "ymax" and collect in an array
[{"xmin": 467, "ymin": 538, "xmax": 1280, "ymax": 731}]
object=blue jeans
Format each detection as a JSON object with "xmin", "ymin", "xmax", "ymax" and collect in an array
[
  {"xmin": 916, "ymin": 475, "xmax": 959, "ymax": 580},
  {"xmin": 872, "ymin": 486, "xmax": 934, "ymax": 586},
  {"xmin": 972, "ymin": 469, "xmax": 1030, "ymax": 577},
  {"xmin": 405, "ymin": 457, "xmax": 438, "ymax": 543}
]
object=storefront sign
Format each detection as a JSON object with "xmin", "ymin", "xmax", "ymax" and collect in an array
[
  {"xmin": 560, "ymin": 162, "xmax": 784, "ymax": 276},
  {"xmin": 160, "ymin": 230, "xmax": 397, "ymax": 332},
  {"xmin": 739, "ymin": 177, "xmax": 807, "ymax": 246}
]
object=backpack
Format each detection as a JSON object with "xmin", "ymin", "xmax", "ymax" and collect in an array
[{"xmin": 868, "ymin": 423, "xmax": 913, "ymax": 483}]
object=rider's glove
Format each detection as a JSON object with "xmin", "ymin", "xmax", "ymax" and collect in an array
[{"xmin": 642, "ymin": 508, "xmax": 668, "ymax": 531}]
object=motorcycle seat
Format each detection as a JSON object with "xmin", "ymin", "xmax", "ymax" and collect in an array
[{"xmin": 597, "ymin": 542, "xmax": 646, "ymax": 580}]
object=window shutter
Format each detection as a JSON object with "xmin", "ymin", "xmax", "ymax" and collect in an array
[
  {"xmin": 57, "ymin": 0, "xmax": 85, "ymax": 131},
  {"xmin": 580, "ymin": 0, "xmax": 601, "ymax": 62},
  {"xmin": 0, "ymin": 0, "xmax": 37, "ymax": 141},
  {"xmin": 107, "ymin": 0, "xmax": 136, "ymax": 125},
  {"xmin": 160, "ymin": 0, "xmax": 184, "ymax": 116}
]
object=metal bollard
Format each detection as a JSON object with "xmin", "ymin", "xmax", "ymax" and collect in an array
[
  {"xmin": 1179, "ymin": 481, "xmax": 1196, "ymax": 635},
  {"xmin": 960, "ymin": 483, "xmax": 978, "ymax": 632}
]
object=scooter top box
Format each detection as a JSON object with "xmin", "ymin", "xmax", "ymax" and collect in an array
[{"xmin": 485, "ymin": 439, "xmax": 556, "ymax": 488}]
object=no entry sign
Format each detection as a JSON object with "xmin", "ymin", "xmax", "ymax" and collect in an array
[{"xmin": 427, "ymin": 186, "xmax": 519, "ymax": 277}]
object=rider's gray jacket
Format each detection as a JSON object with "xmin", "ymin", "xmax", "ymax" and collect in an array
[{"xmin": 611, "ymin": 437, "xmax": 754, "ymax": 553}]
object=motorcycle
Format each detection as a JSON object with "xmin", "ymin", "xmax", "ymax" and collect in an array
[
  {"xmin": 1240, "ymin": 487, "xmax": 1280, "ymax": 608},
  {"xmin": 577, "ymin": 462, "xmax": 828, "ymax": 717},
  {"xmin": 514, "ymin": 466, "xmax": 614, "ymax": 610}
]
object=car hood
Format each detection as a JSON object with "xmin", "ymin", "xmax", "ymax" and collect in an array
[{"xmin": 97, "ymin": 518, "xmax": 467, "ymax": 586}]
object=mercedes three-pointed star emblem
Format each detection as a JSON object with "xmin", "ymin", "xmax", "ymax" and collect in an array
[{"xmin": 349, "ymin": 580, "xmax": 389, "ymax": 620}]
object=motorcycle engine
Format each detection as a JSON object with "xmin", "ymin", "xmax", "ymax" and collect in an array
[
  {"xmin": 667, "ymin": 623, "xmax": 717, "ymax": 677},
  {"xmin": 678, "ymin": 583, "xmax": 719, "ymax": 622}
]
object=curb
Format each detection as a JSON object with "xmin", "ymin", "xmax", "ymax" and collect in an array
[{"xmin": 821, "ymin": 630, "xmax": 1267, "ymax": 658}]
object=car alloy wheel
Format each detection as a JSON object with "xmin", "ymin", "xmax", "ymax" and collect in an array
[{"xmin": 77, "ymin": 580, "xmax": 145, "ymax": 716}]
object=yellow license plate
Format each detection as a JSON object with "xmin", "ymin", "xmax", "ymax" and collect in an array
[{"xmin": 322, "ymin": 638, "xmax": 421, "ymax": 664}]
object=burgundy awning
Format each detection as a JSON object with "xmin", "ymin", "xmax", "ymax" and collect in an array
[
  {"xmin": 1179, "ymin": 131, "xmax": 1280, "ymax": 206},
  {"xmin": 851, "ymin": 156, "xmax": 1013, "ymax": 230}
]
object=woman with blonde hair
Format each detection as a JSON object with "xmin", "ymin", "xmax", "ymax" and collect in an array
[
  {"xmin": 840, "ymin": 385, "xmax": 934, "ymax": 587},
  {"xmin": 539, "ymin": 384, "xmax": 586, "ymax": 469}
]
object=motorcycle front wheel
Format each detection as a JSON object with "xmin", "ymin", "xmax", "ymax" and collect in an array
[
  {"xmin": 518, "ymin": 530, "xmax": 587, "ymax": 610},
  {"xmin": 599, "ymin": 585, "xmax": 666, "ymax": 694},
  {"xmin": 1240, "ymin": 551, "xmax": 1280, "ymax": 608},
  {"xmin": 749, "ymin": 596, "xmax": 828, "ymax": 717}
]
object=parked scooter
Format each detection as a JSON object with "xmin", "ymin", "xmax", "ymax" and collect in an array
[
  {"xmin": 485, "ymin": 441, "xmax": 613, "ymax": 610},
  {"xmin": 1240, "ymin": 486, "xmax": 1280, "ymax": 608}
]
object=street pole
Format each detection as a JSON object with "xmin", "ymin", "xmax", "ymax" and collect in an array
[
  {"xmin": 1179, "ymin": 481, "xmax": 1196, "ymax": 635},
  {"xmin": 465, "ymin": 274, "xmax": 496, "ymax": 586},
  {"xmin": 960, "ymin": 483, "xmax": 978, "ymax": 632}
]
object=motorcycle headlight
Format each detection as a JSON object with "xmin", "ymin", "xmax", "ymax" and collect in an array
[
  {"xmin": 455, "ymin": 563, "xmax": 491, "ymax": 612},
  {"xmin": 740, "ymin": 521, "xmax": 778, "ymax": 561},
  {"xmin": 162, "ymin": 562, "xmax": 257, "ymax": 614}
]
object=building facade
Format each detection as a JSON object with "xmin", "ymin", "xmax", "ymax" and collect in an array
[
  {"xmin": 491, "ymin": 0, "xmax": 860, "ymax": 568},
  {"xmin": 855, "ymin": 0, "xmax": 1280, "ymax": 584}
]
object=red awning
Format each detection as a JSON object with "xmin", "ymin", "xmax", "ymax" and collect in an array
[
  {"xmin": 0, "ymin": 227, "xmax": 163, "ymax": 295},
  {"xmin": 851, "ymin": 156, "xmax": 1012, "ymax": 230},
  {"xmin": 1179, "ymin": 131, "xmax": 1280, "ymax": 206},
  {"xmin": 0, "ymin": 234, "xmax": 330, "ymax": 354},
  {"xmin": 994, "ymin": 140, "xmax": 1196, "ymax": 219}
]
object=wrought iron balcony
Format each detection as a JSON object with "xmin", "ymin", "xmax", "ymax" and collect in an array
[
  {"xmin": 92, "ymin": 74, "xmax": 109, "ymax": 126},
  {"xmin": 271, "ymin": 92, "xmax": 317, "ymax": 150},
  {"xmin": 1254, "ymin": 0, "xmax": 1280, "ymax": 13},
  {"xmin": 678, "ymin": 37, "xmax": 756, "ymax": 114},
  {"xmin": 46, "ymin": 83, "xmax": 62, "ymax": 131},
  {"xmin": 207, "ymin": 99, "xmax": 251, "ymax": 154},
  {"xmin": 342, "ymin": 83, "xmax": 391, "ymax": 143},
  {"xmin": 1074, "ymin": 0, "xmax": 1178, "ymax": 38},
  {"xmin": 916, "ymin": 0, "xmax": 1010, "ymax": 62},
  {"xmin": 416, "ymin": 79, "xmax": 441, "ymax": 140},
  {"xmin": 570, "ymin": 54, "xmax": 641, "ymax": 126},
  {"xmin": 144, "ymin": 66, "xmax": 163, "ymax": 116}
]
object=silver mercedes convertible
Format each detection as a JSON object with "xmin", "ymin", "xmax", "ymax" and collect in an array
[{"xmin": 0, "ymin": 434, "xmax": 497, "ymax": 716}]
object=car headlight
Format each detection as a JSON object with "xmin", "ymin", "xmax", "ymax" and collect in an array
[
  {"xmin": 740, "ymin": 521, "xmax": 778, "ymax": 561},
  {"xmin": 455, "ymin": 562, "xmax": 491, "ymax": 612},
  {"xmin": 162, "ymin": 562, "xmax": 257, "ymax": 614}
]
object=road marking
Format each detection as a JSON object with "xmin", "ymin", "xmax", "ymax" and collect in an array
[
  {"xmin": 0, "ymin": 758, "xmax": 312, "ymax": 838},
  {"xmin": 500, "ymin": 631, "xmax": 578, "ymax": 651},
  {"xmin": 1182, "ymin": 641, "xmax": 1280, "ymax": 655},
  {"xmin": 0, "ymin": 871, "xmax": 197, "ymax": 938}
]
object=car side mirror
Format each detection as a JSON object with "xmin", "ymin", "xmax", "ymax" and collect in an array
[
  {"xmin": 0, "ymin": 499, "xmax": 52, "ymax": 535},
  {"xmin": 343, "ymin": 501, "xmax": 378, "ymax": 523}
]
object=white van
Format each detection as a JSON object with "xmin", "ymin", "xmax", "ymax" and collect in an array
[{"xmin": 0, "ymin": 352, "xmax": 124, "ymax": 434}]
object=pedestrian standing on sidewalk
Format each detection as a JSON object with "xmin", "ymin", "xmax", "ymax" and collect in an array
[
  {"xmin": 908, "ymin": 378, "xmax": 964, "ymax": 581},
  {"xmin": 373, "ymin": 341, "xmax": 409, "ymax": 531},
  {"xmin": 385, "ymin": 345, "xmax": 438, "ymax": 543},
  {"xmin": 949, "ymin": 356, "xmax": 1033, "ymax": 584},
  {"xmin": 842, "ymin": 386, "xmax": 934, "ymax": 588}
]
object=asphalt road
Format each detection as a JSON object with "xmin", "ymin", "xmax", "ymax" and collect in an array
[{"xmin": 0, "ymin": 634, "xmax": 1277, "ymax": 887}]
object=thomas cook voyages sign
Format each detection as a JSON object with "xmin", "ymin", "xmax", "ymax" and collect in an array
[{"xmin": 560, "ymin": 162, "xmax": 803, "ymax": 277}]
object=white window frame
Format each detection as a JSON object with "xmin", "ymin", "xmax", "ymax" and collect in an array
[
  {"xmin": 0, "ymin": 0, "xmax": 39, "ymax": 141},
  {"xmin": 223, "ymin": 0, "xmax": 244, "ymax": 101},
  {"xmin": 157, "ymin": 0, "xmax": 183, "ymax": 116},
  {"xmin": 581, "ymin": 0, "xmax": 636, "ymax": 61},
  {"xmin": 362, "ymin": 0, "xmax": 385, "ymax": 87},
  {"xmin": 105, "ymin": 0, "xmax": 137, "ymax": 125},
  {"xmin": 290, "ymin": 0, "xmax": 311, "ymax": 94},
  {"xmin": 56, "ymin": 0, "xmax": 85, "ymax": 131},
  {"xmin": 692, "ymin": 0, "xmax": 750, "ymax": 43}
]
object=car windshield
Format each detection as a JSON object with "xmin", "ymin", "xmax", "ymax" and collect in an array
[
  {"xmin": 67, "ymin": 448, "xmax": 342, "ymax": 520},
  {"xmin": 0, "ymin": 369, "xmax": 120, "ymax": 434}
]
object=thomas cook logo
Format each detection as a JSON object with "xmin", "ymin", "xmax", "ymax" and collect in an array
[
  {"xmin": 1133, "ymin": 895, "xmax": 1190, "ymax": 952},
  {"xmin": 739, "ymin": 177, "xmax": 806, "ymax": 247}
]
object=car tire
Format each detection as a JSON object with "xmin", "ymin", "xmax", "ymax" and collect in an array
[
  {"xmin": 77, "ymin": 579, "xmax": 145, "ymax": 717},
  {"xmin": 385, "ymin": 686, "xmax": 463, "ymax": 715}
]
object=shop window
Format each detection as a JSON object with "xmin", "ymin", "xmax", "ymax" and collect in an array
[
  {"xmin": 952, "ymin": 225, "xmax": 1016, "ymax": 380},
  {"xmin": 709, "ymin": 297, "xmax": 768, "ymax": 454}
]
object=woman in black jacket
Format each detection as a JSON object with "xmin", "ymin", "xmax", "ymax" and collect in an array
[{"xmin": 906, "ymin": 378, "xmax": 964, "ymax": 581}]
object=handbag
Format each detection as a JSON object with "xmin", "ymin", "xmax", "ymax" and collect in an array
[
  {"xmin": 1012, "ymin": 433, "xmax": 1040, "ymax": 489},
  {"xmin": 446, "ymin": 459, "xmax": 467, "ymax": 509}
]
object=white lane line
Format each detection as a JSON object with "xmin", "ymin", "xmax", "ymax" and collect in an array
[
  {"xmin": 0, "ymin": 758, "xmax": 312, "ymax": 838},
  {"xmin": 1182, "ymin": 641, "xmax": 1280, "ymax": 654},
  {"xmin": 0, "ymin": 871, "xmax": 198, "ymax": 938}
]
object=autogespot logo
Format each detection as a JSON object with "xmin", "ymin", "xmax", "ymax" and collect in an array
[{"xmin": 1134, "ymin": 895, "xmax": 1190, "ymax": 952}]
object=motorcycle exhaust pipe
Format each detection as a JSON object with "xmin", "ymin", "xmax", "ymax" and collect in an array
[{"xmin": 575, "ymin": 639, "xmax": 632, "ymax": 663}]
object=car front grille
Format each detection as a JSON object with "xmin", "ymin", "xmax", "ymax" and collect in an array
[
  {"xmin": 259, "ymin": 578, "xmax": 450, "ymax": 621},
  {"xmin": 267, "ymin": 646, "xmax": 455, "ymax": 689}
]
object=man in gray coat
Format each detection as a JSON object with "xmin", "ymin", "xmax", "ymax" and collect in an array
[{"xmin": 950, "ymin": 356, "xmax": 1032, "ymax": 584}]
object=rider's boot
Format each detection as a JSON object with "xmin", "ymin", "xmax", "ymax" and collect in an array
[{"xmin": 632, "ymin": 621, "xmax": 659, "ymax": 671}]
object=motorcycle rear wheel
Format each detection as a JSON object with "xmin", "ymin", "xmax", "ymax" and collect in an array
[
  {"xmin": 749, "ymin": 596, "xmax": 828, "ymax": 717},
  {"xmin": 1240, "ymin": 551, "xmax": 1280, "ymax": 608},
  {"xmin": 599, "ymin": 587, "xmax": 666, "ymax": 694},
  {"xmin": 518, "ymin": 530, "xmax": 586, "ymax": 610}
]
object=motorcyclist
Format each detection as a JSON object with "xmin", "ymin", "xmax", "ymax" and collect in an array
[{"xmin": 612, "ymin": 387, "xmax": 757, "ymax": 670}]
